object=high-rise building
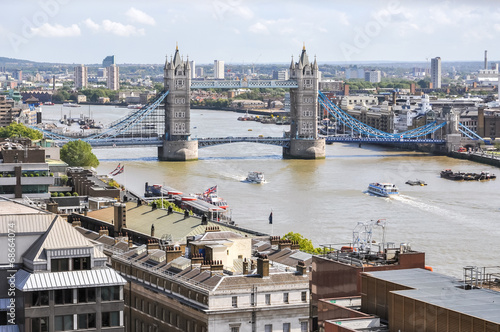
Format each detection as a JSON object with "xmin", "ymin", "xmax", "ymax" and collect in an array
[
  {"xmin": 195, "ymin": 67, "xmax": 204, "ymax": 78},
  {"xmin": 431, "ymin": 57, "xmax": 441, "ymax": 89},
  {"xmin": 273, "ymin": 70, "xmax": 289, "ymax": 80},
  {"xmin": 364, "ymin": 70, "xmax": 381, "ymax": 83},
  {"xmin": 102, "ymin": 55, "xmax": 115, "ymax": 68},
  {"xmin": 74, "ymin": 64, "xmax": 88, "ymax": 89},
  {"xmin": 107, "ymin": 64, "xmax": 119, "ymax": 90},
  {"xmin": 189, "ymin": 60, "xmax": 196, "ymax": 79},
  {"xmin": 214, "ymin": 60, "xmax": 224, "ymax": 79}
]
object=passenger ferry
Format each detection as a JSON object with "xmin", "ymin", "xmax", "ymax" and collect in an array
[
  {"xmin": 245, "ymin": 171, "xmax": 265, "ymax": 184},
  {"xmin": 367, "ymin": 183, "xmax": 399, "ymax": 197}
]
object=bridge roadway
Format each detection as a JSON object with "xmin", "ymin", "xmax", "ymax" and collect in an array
[
  {"xmin": 83, "ymin": 136, "xmax": 445, "ymax": 148},
  {"xmin": 190, "ymin": 80, "xmax": 299, "ymax": 89}
]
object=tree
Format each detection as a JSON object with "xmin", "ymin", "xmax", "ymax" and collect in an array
[
  {"xmin": 0, "ymin": 122, "xmax": 43, "ymax": 140},
  {"xmin": 282, "ymin": 232, "xmax": 322, "ymax": 254},
  {"xmin": 60, "ymin": 140, "xmax": 99, "ymax": 167}
]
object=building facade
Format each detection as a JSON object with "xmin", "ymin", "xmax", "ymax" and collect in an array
[
  {"xmin": 74, "ymin": 65, "xmax": 88, "ymax": 89},
  {"xmin": 364, "ymin": 70, "xmax": 381, "ymax": 83},
  {"xmin": 0, "ymin": 197, "xmax": 126, "ymax": 332},
  {"xmin": 103, "ymin": 55, "xmax": 115, "ymax": 68},
  {"xmin": 431, "ymin": 57, "xmax": 441, "ymax": 89}
]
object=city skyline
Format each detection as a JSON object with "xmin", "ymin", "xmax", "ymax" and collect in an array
[{"xmin": 1, "ymin": 0, "xmax": 500, "ymax": 65}]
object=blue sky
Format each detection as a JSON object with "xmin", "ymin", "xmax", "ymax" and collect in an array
[{"xmin": 1, "ymin": 0, "xmax": 499, "ymax": 65}]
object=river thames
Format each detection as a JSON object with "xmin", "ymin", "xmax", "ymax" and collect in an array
[{"xmin": 43, "ymin": 104, "xmax": 500, "ymax": 277}]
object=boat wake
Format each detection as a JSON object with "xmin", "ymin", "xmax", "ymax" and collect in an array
[{"xmin": 390, "ymin": 195, "xmax": 461, "ymax": 219}]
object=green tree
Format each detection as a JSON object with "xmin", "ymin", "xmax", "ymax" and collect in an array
[
  {"xmin": 282, "ymin": 232, "xmax": 322, "ymax": 254},
  {"xmin": 0, "ymin": 122, "xmax": 43, "ymax": 140},
  {"xmin": 60, "ymin": 140, "xmax": 99, "ymax": 167}
]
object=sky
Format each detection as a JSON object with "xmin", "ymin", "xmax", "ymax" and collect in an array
[{"xmin": 1, "ymin": 0, "xmax": 500, "ymax": 65}]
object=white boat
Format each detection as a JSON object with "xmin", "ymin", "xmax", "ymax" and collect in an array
[
  {"xmin": 246, "ymin": 171, "xmax": 265, "ymax": 184},
  {"xmin": 63, "ymin": 103, "xmax": 80, "ymax": 107},
  {"xmin": 367, "ymin": 183, "xmax": 399, "ymax": 197}
]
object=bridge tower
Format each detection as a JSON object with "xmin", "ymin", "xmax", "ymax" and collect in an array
[
  {"xmin": 158, "ymin": 46, "xmax": 198, "ymax": 161},
  {"xmin": 283, "ymin": 46, "xmax": 325, "ymax": 159}
]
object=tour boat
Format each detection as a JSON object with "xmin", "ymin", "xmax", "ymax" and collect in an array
[
  {"xmin": 63, "ymin": 103, "xmax": 80, "ymax": 107},
  {"xmin": 367, "ymin": 183, "xmax": 399, "ymax": 197},
  {"xmin": 245, "ymin": 171, "xmax": 265, "ymax": 184},
  {"xmin": 197, "ymin": 186, "xmax": 228, "ymax": 209}
]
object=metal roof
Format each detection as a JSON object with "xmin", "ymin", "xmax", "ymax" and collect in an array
[
  {"xmin": 0, "ymin": 326, "xmax": 20, "ymax": 332},
  {"xmin": 15, "ymin": 268, "xmax": 126, "ymax": 291}
]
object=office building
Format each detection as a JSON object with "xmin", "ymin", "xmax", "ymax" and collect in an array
[
  {"xmin": 0, "ymin": 197, "xmax": 126, "ymax": 332},
  {"xmin": 107, "ymin": 64, "xmax": 120, "ymax": 90},
  {"xmin": 364, "ymin": 70, "xmax": 381, "ymax": 83},
  {"xmin": 214, "ymin": 60, "xmax": 224, "ymax": 79},
  {"xmin": 431, "ymin": 57, "xmax": 441, "ymax": 89},
  {"xmin": 273, "ymin": 70, "xmax": 289, "ymax": 80},
  {"xmin": 74, "ymin": 64, "xmax": 88, "ymax": 89},
  {"xmin": 102, "ymin": 55, "xmax": 115, "ymax": 68}
]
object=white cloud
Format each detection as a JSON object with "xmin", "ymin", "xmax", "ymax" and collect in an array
[
  {"xmin": 30, "ymin": 23, "xmax": 81, "ymax": 37},
  {"xmin": 126, "ymin": 7, "xmax": 156, "ymax": 26},
  {"xmin": 83, "ymin": 18, "xmax": 100, "ymax": 32},
  {"xmin": 248, "ymin": 22, "xmax": 268, "ymax": 34},
  {"xmin": 102, "ymin": 20, "xmax": 145, "ymax": 36}
]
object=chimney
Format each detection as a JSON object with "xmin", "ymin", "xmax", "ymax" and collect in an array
[
  {"xmin": 296, "ymin": 260, "xmax": 307, "ymax": 276},
  {"xmin": 201, "ymin": 214, "xmax": 208, "ymax": 225},
  {"xmin": 344, "ymin": 83, "xmax": 349, "ymax": 96},
  {"xmin": 167, "ymin": 206, "xmax": 173, "ymax": 214},
  {"xmin": 200, "ymin": 261, "xmax": 211, "ymax": 272},
  {"xmin": 99, "ymin": 226, "xmax": 109, "ymax": 237},
  {"xmin": 147, "ymin": 239, "xmax": 160, "ymax": 252},
  {"xmin": 291, "ymin": 241, "xmax": 300, "ymax": 250},
  {"xmin": 184, "ymin": 209, "xmax": 189, "ymax": 219},
  {"xmin": 165, "ymin": 246, "xmax": 182, "ymax": 263},
  {"xmin": 151, "ymin": 224, "xmax": 155, "ymax": 237},
  {"xmin": 257, "ymin": 255, "xmax": 269, "ymax": 278},
  {"xmin": 270, "ymin": 236, "xmax": 280, "ymax": 246},
  {"xmin": 191, "ymin": 253, "xmax": 204, "ymax": 269},
  {"xmin": 243, "ymin": 258, "xmax": 249, "ymax": 275},
  {"xmin": 210, "ymin": 260, "xmax": 224, "ymax": 276},
  {"xmin": 278, "ymin": 239, "xmax": 292, "ymax": 250},
  {"xmin": 128, "ymin": 237, "xmax": 133, "ymax": 249},
  {"xmin": 46, "ymin": 202, "xmax": 58, "ymax": 214},
  {"xmin": 251, "ymin": 260, "xmax": 257, "ymax": 271},
  {"xmin": 113, "ymin": 202, "xmax": 127, "ymax": 233},
  {"xmin": 71, "ymin": 216, "xmax": 81, "ymax": 227},
  {"xmin": 205, "ymin": 226, "xmax": 220, "ymax": 233}
]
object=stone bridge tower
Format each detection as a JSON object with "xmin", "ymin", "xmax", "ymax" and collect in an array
[
  {"xmin": 158, "ymin": 46, "xmax": 198, "ymax": 161},
  {"xmin": 283, "ymin": 46, "xmax": 325, "ymax": 159}
]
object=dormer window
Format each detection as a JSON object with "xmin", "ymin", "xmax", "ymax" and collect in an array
[
  {"xmin": 73, "ymin": 257, "xmax": 90, "ymax": 270},
  {"xmin": 51, "ymin": 258, "xmax": 69, "ymax": 272}
]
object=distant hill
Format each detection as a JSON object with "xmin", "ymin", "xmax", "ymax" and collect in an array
[{"xmin": 0, "ymin": 57, "xmax": 41, "ymax": 65}]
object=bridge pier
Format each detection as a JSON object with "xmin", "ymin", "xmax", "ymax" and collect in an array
[
  {"xmin": 158, "ymin": 140, "xmax": 198, "ymax": 161},
  {"xmin": 283, "ymin": 138, "xmax": 325, "ymax": 159}
]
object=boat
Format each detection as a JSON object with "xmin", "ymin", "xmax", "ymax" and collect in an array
[
  {"xmin": 245, "ymin": 171, "xmax": 265, "ymax": 184},
  {"xmin": 44, "ymin": 101, "xmax": 54, "ymax": 105},
  {"xmin": 128, "ymin": 104, "xmax": 144, "ymax": 109},
  {"xmin": 405, "ymin": 180, "xmax": 427, "ymax": 186},
  {"xmin": 63, "ymin": 103, "xmax": 80, "ymax": 107},
  {"xmin": 197, "ymin": 186, "xmax": 228, "ymax": 209},
  {"xmin": 440, "ymin": 169, "xmax": 464, "ymax": 181},
  {"xmin": 367, "ymin": 183, "xmax": 399, "ymax": 197}
]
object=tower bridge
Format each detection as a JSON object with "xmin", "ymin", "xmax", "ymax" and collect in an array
[{"xmin": 32, "ymin": 46, "xmax": 474, "ymax": 161}]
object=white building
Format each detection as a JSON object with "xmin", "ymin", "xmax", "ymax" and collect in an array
[
  {"xmin": 364, "ymin": 70, "xmax": 381, "ymax": 83},
  {"xmin": 189, "ymin": 60, "xmax": 196, "ymax": 79},
  {"xmin": 74, "ymin": 64, "xmax": 88, "ymax": 89},
  {"xmin": 214, "ymin": 60, "xmax": 225, "ymax": 79},
  {"xmin": 107, "ymin": 64, "xmax": 120, "ymax": 90},
  {"xmin": 431, "ymin": 57, "xmax": 441, "ymax": 88}
]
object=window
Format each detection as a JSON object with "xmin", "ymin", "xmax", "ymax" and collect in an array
[
  {"xmin": 301, "ymin": 291, "xmax": 307, "ymax": 302},
  {"xmin": 232, "ymin": 296, "xmax": 237, "ymax": 308},
  {"xmin": 73, "ymin": 257, "xmax": 90, "ymax": 270},
  {"xmin": 102, "ymin": 311, "xmax": 120, "ymax": 327},
  {"xmin": 32, "ymin": 291, "xmax": 49, "ymax": 306},
  {"xmin": 55, "ymin": 315, "xmax": 73, "ymax": 331},
  {"xmin": 283, "ymin": 323, "xmax": 291, "ymax": 332},
  {"xmin": 54, "ymin": 289, "xmax": 73, "ymax": 305},
  {"xmin": 78, "ymin": 288, "xmax": 96, "ymax": 303},
  {"xmin": 101, "ymin": 286, "xmax": 120, "ymax": 301},
  {"xmin": 265, "ymin": 324, "xmax": 272, "ymax": 332},
  {"xmin": 230, "ymin": 327, "xmax": 239, "ymax": 332},
  {"xmin": 78, "ymin": 313, "xmax": 96, "ymax": 329},
  {"xmin": 51, "ymin": 258, "xmax": 69, "ymax": 272},
  {"xmin": 265, "ymin": 294, "xmax": 271, "ymax": 305},
  {"xmin": 300, "ymin": 321, "xmax": 308, "ymax": 332},
  {"xmin": 32, "ymin": 317, "xmax": 49, "ymax": 332},
  {"xmin": 283, "ymin": 292, "xmax": 289, "ymax": 303}
]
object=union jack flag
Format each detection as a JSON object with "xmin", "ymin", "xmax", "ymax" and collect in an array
[
  {"xmin": 109, "ymin": 163, "xmax": 121, "ymax": 175},
  {"xmin": 203, "ymin": 185, "xmax": 217, "ymax": 196},
  {"xmin": 111, "ymin": 165, "xmax": 124, "ymax": 176}
]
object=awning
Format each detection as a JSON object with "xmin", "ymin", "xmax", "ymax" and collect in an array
[{"xmin": 15, "ymin": 268, "xmax": 126, "ymax": 291}]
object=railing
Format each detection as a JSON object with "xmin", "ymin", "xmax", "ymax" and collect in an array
[{"xmin": 191, "ymin": 80, "xmax": 299, "ymax": 89}]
